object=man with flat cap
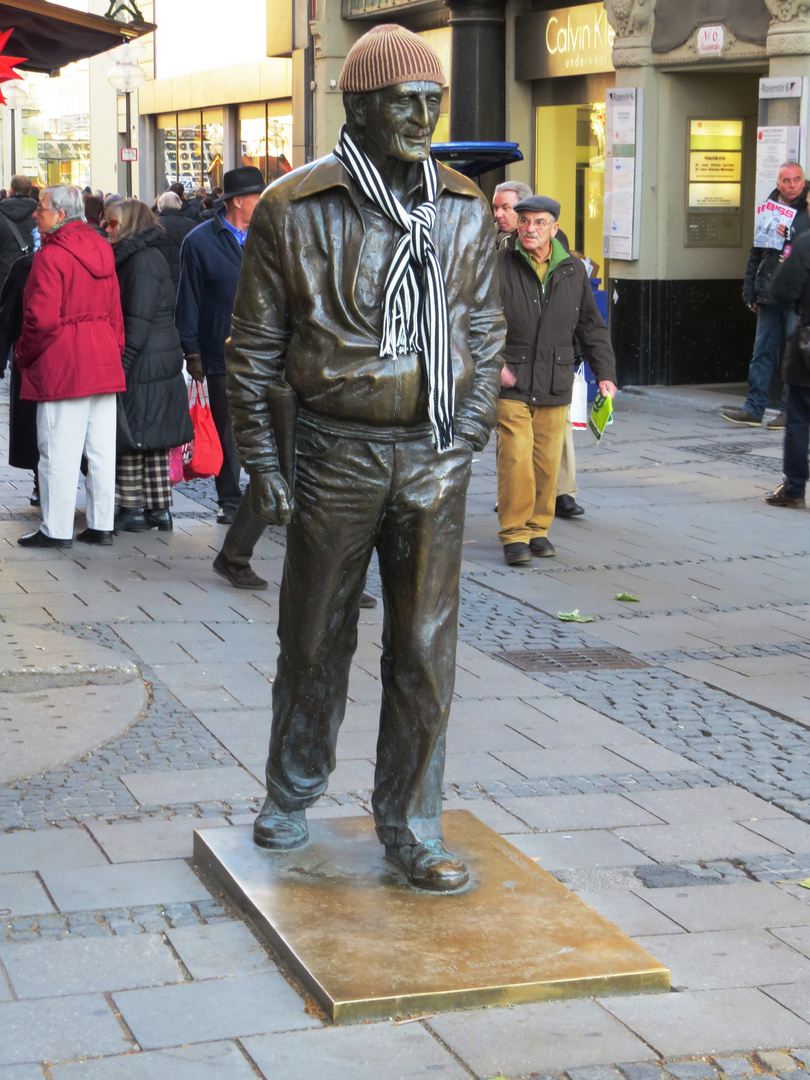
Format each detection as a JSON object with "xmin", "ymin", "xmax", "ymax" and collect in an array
[
  {"xmin": 226, "ymin": 24, "xmax": 506, "ymax": 891},
  {"xmin": 497, "ymin": 195, "xmax": 617, "ymax": 566},
  {"xmin": 175, "ymin": 165, "xmax": 267, "ymax": 541}
]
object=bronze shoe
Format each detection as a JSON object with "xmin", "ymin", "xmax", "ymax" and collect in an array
[
  {"xmin": 253, "ymin": 793, "xmax": 309, "ymax": 850},
  {"xmin": 385, "ymin": 838, "xmax": 469, "ymax": 892}
]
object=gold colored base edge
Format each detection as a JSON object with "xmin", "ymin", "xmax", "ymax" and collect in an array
[{"xmin": 194, "ymin": 811, "xmax": 670, "ymax": 1024}]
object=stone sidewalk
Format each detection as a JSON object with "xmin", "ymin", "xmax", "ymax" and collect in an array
[{"xmin": 3, "ymin": 379, "xmax": 810, "ymax": 1079}]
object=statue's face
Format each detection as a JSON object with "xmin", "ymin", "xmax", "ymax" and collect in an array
[{"xmin": 359, "ymin": 81, "xmax": 443, "ymax": 165}]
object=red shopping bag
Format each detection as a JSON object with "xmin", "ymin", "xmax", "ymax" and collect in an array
[{"xmin": 182, "ymin": 383, "xmax": 223, "ymax": 480}]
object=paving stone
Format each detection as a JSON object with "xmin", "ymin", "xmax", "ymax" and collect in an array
[
  {"xmin": 602, "ymin": 987, "xmax": 810, "ymax": 1057},
  {"xmin": 615, "ymin": 821, "xmax": 789, "ymax": 863},
  {"xmin": 567, "ymin": 1067, "xmax": 625, "ymax": 1080},
  {"xmin": 86, "ymin": 817, "xmax": 228, "ymax": 863},
  {"xmin": 429, "ymin": 998, "xmax": 655, "ymax": 1075},
  {"xmin": 0, "ymin": 934, "xmax": 183, "ymax": 998},
  {"xmin": 665, "ymin": 1063, "xmax": 719, "ymax": 1080},
  {"xmin": 498, "ymin": 793, "xmax": 665, "ymax": 833},
  {"xmin": 113, "ymin": 972, "xmax": 320, "ymax": 1049},
  {"xmin": 638, "ymin": 928, "xmax": 810, "ymax": 991},
  {"xmin": 0, "ymin": 829, "xmax": 107, "ymax": 872},
  {"xmin": 48, "ymin": 1042, "xmax": 260, "ymax": 1080},
  {"xmin": 756, "ymin": 1052, "xmax": 799, "ymax": 1072},
  {"xmin": 574, "ymin": 889, "xmax": 684, "ymax": 936},
  {"xmin": 638, "ymin": 882, "xmax": 810, "ymax": 933},
  {"xmin": 41, "ymin": 861, "xmax": 212, "ymax": 912},
  {"xmin": 0, "ymin": 994, "xmax": 132, "ymax": 1065},
  {"xmin": 505, "ymin": 829, "xmax": 653, "ymax": 869},
  {"xmin": 0, "ymin": 873, "xmax": 56, "ymax": 918},
  {"xmin": 0, "ymin": 1066, "xmax": 46, "ymax": 1079},
  {"xmin": 244, "ymin": 1023, "xmax": 470, "ymax": 1080},
  {"xmin": 711, "ymin": 1057, "xmax": 754, "ymax": 1077},
  {"xmin": 119, "ymin": 767, "xmax": 264, "ymax": 807},
  {"xmin": 618, "ymin": 1065, "xmax": 667, "ymax": 1080},
  {"xmin": 165, "ymin": 922, "xmax": 276, "ymax": 979}
]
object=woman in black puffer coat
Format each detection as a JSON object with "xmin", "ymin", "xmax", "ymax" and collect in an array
[{"xmin": 107, "ymin": 199, "xmax": 193, "ymax": 532}]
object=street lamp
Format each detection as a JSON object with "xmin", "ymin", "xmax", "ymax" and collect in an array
[
  {"xmin": 106, "ymin": 49, "xmax": 146, "ymax": 197},
  {"xmin": 4, "ymin": 80, "xmax": 27, "ymax": 177}
]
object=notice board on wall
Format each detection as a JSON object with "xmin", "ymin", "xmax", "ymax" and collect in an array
[{"xmin": 603, "ymin": 87, "xmax": 643, "ymax": 261}]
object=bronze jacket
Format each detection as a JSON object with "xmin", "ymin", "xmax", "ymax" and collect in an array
[
  {"xmin": 225, "ymin": 154, "xmax": 506, "ymax": 475},
  {"xmin": 498, "ymin": 234, "xmax": 616, "ymax": 408}
]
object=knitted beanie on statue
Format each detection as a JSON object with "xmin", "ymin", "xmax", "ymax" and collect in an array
[{"xmin": 338, "ymin": 24, "xmax": 445, "ymax": 93}]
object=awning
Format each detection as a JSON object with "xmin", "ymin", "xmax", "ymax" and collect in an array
[{"xmin": 0, "ymin": 0, "xmax": 155, "ymax": 75}]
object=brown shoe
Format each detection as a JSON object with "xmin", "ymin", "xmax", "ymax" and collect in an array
[
  {"xmin": 385, "ymin": 839, "xmax": 469, "ymax": 892},
  {"xmin": 213, "ymin": 552, "xmax": 269, "ymax": 590},
  {"xmin": 765, "ymin": 483, "xmax": 806, "ymax": 508}
]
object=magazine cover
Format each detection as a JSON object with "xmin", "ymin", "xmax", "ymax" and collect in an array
[{"xmin": 754, "ymin": 200, "xmax": 797, "ymax": 250}]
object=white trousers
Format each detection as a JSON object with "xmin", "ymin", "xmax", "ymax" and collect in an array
[{"xmin": 37, "ymin": 394, "xmax": 117, "ymax": 538}]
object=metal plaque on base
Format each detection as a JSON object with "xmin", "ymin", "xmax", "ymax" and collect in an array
[{"xmin": 193, "ymin": 810, "xmax": 669, "ymax": 1023}]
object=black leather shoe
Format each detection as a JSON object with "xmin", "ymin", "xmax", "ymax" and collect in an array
[
  {"xmin": 385, "ymin": 839, "xmax": 470, "ymax": 892},
  {"xmin": 253, "ymin": 794, "xmax": 309, "ymax": 850},
  {"xmin": 503, "ymin": 541, "xmax": 532, "ymax": 566},
  {"xmin": 765, "ymin": 483, "xmax": 806, "ymax": 508},
  {"xmin": 213, "ymin": 552, "xmax": 268, "ymax": 590},
  {"xmin": 359, "ymin": 591, "xmax": 377, "ymax": 608},
  {"xmin": 216, "ymin": 505, "xmax": 236, "ymax": 525},
  {"xmin": 114, "ymin": 508, "xmax": 149, "ymax": 533},
  {"xmin": 529, "ymin": 536, "xmax": 556, "ymax": 557},
  {"xmin": 555, "ymin": 494, "xmax": 585, "ymax": 518},
  {"xmin": 17, "ymin": 529, "xmax": 72, "ymax": 549},
  {"xmin": 76, "ymin": 528, "xmax": 113, "ymax": 546},
  {"xmin": 144, "ymin": 508, "xmax": 173, "ymax": 532}
]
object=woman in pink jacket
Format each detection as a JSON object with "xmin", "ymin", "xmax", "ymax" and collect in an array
[{"xmin": 14, "ymin": 185, "xmax": 125, "ymax": 547}]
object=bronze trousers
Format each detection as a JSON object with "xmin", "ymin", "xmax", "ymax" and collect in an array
[{"xmin": 265, "ymin": 412, "xmax": 473, "ymax": 848}]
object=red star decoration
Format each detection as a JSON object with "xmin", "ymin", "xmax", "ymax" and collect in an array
[{"xmin": 0, "ymin": 29, "xmax": 27, "ymax": 106}]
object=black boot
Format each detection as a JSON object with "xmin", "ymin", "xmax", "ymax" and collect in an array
[
  {"xmin": 144, "ymin": 508, "xmax": 173, "ymax": 532},
  {"xmin": 114, "ymin": 508, "xmax": 149, "ymax": 533}
]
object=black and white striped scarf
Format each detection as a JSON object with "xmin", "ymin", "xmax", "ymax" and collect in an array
[{"xmin": 333, "ymin": 125, "xmax": 454, "ymax": 450}]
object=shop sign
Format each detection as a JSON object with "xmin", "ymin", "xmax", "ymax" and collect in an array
[
  {"xmin": 515, "ymin": 3, "xmax": 615, "ymax": 81},
  {"xmin": 696, "ymin": 26, "xmax": 725, "ymax": 55}
]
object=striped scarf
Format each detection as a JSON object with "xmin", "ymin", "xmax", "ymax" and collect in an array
[{"xmin": 333, "ymin": 126, "xmax": 454, "ymax": 450}]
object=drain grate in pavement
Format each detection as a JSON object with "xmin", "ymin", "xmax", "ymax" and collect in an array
[{"xmin": 495, "ymin": 647, "xmax": 649, "ymax": 673}]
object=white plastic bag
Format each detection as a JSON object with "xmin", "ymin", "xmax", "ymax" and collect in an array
[{"xmin": 569, "ymin": 363, "xmax": 588, "ymax": 429}]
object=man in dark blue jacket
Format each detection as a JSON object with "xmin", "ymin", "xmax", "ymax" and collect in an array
[{"xmin": 175, "ymin": 166, "xmax": 265, "ymax": 530}]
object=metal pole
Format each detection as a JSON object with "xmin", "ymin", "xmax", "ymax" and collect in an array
[
  {"xmin": 10, "ymin": 107, "xmax": 16, "ymax": 176},
  {"xmin": 125, "ymin": 91, "xmax": 132, "ymax": 197}
]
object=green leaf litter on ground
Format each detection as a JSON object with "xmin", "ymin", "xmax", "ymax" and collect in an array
[
  {"xmin": 615, "ymin": 592, "xmax": 640, "ymax": 602},
  {"xmin": 556, "ymin": 609, "xmax": 595, "ymax": 623},
  {"xmin": 778, "ymin": 878, "xmax": 810, "ymax": 889}
]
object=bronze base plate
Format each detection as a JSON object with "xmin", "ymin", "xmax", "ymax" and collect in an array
[{"xmin": 193, "ymin": 810, "xmax": 669, "ymax": 1023}]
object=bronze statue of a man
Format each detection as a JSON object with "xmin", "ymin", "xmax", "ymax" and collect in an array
[{"xmin": 226, "ymin": 24, "xmax": 506, "ymax": 892}]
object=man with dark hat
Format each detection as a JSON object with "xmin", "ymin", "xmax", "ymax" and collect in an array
[
  {"xmin": 175, "ymin": 165, "xmax": 266, "ymax": 535},
  {"xmin": 226, "ymin": 24, "xmax": 506, "ymax": 891},
  {"xmin": 497, "ymin": 195, "xmax": 617, "ymax": 566}
]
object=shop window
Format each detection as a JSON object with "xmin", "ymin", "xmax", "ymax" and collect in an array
[
  {"xmin": 239, "ymin": 102, "xmax": 293, "ymax": 183},
  {"xmin": 535, "ymin": 101, "xmax": 606, "ymax": 264},
  {"xmin": 157, "ymin": 109, "xmax": 223, "ymax": 194}
]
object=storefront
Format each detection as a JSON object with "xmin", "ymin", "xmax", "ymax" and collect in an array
[{"xmin": 514, "ymin": 3, "xmax": 615, "ymax": 272}]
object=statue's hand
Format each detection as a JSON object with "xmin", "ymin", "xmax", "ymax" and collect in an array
[{"xmin": 250, "ymin": 471, "xmax": 293, "ymax": 526}]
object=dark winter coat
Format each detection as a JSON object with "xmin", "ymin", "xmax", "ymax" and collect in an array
[
  {"xmin": 498, "ymin": 234, "xmax": 616, "ymax": 407},
  {"xmin": 0, "ymin": 253, "xmax": 37, "ymax": 469},
  {"xmin": 153, "ymin": 208, "xmax": 196, "ymax": 293},
  {"xmin": 770, "ymin": 230, "xmax": 810, "ymax": 389},
  {"xmin": 0, "ymin": 197, "xmax": 34, "ymax": 289},
  {"xmin": 743, "ymin": 183, "xmax": 810, "ymax": 307},
  {"xmin": 16, "ymin": 220, "xmax": 125, "ymax": 401},
  {"xmin": 175, "ymin": 211, "xmax": 244, "ymax": 376},
  {"xmin": 114, "ymin": 226, "xmax": 194, "ymax": 451}
]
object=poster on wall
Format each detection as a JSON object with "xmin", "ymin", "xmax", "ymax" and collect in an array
[
  {"xmin": 603, "ymin": 88, "xmax": 643, "ymax": 261},
  {"xmin": 755, "ymin": 126, "xmax": 801, "ymax": 206}
]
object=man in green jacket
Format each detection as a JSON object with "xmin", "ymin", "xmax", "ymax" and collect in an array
[{"xmin": 497, "ymin": 196, "xmax": 617, "ymax": 566}]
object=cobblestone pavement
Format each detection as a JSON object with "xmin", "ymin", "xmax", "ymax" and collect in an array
[{"xmin": 6, "ymin": 381, "xmax": 810, "ymax": 1078}]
